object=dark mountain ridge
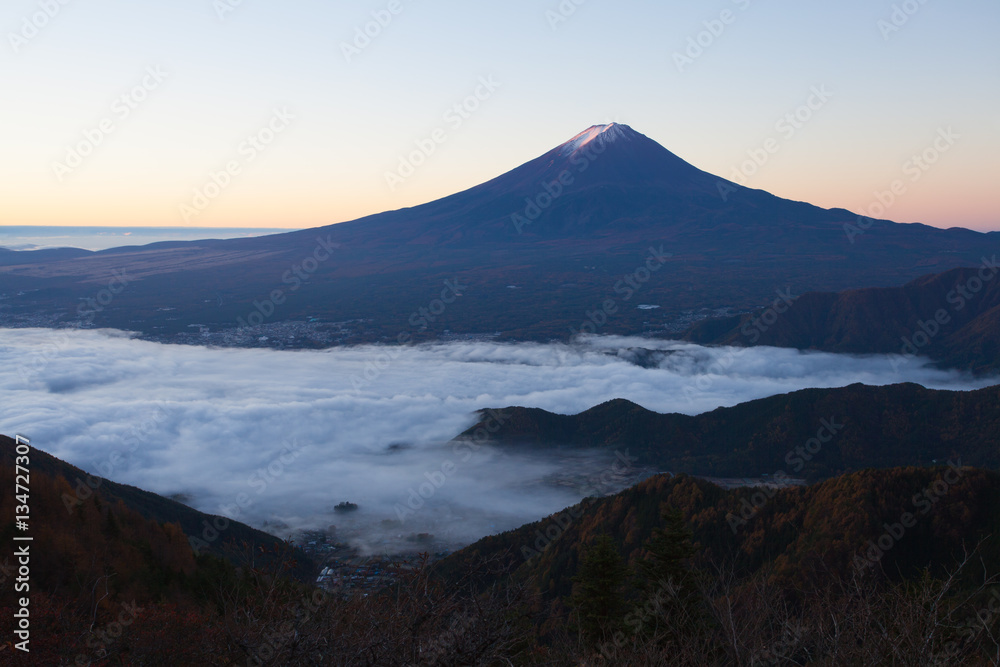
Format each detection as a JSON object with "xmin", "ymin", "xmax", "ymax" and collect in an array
[
  {"xmin": 683, "ymin": 263, "xmax": 1000, "ymax": 372},
  {"xmin": 459, "ymin": 382, "xmax": 1000, "ymax": 480}
]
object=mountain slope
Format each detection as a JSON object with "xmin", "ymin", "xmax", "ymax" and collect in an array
[
  {"xmin": 444, "ymin": 468, "xmax": 1000, "ymax": 624},
  {"xmin": 0, "ymin": 124, "xmax": 996, "ymax": 344},
  {"xmin": 0, "ymin": 434, "xmax": 312, "ymax": 574},
  {"xmin": 458, "ymin": 383, "xmax": 1000, "ymax": 480},
  {"xmin": 683, "ymin": 264, "xmax": 1000, "ymax": 372}
]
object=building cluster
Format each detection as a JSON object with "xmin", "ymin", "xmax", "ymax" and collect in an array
[
  {"xmin": 297, "ymin": 528, "xmax": 451, "ymax": 594},
  {"xmin": 146, "ymin": 320, "xmax": 369, "ymax": 349}
]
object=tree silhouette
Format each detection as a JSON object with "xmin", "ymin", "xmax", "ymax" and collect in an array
[
  {"xmin": 632, "ymin": 506, "xmax": 708, "ymax": 643},
  {"xmin": 571, "ymin": 534, "xmax": 629, "ymax": 644}
]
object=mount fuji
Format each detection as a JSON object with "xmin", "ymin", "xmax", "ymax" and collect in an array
[{"xmin": 0, "ymin": 123, "xmax": 996, "ymax": 344}]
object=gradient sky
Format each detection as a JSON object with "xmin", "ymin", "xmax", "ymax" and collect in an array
[{"xmin": 2, "ymin": 0, "xmax": 997, "ymax": 231}]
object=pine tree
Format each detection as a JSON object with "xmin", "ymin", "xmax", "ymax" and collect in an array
[
  {"xmin": 631, "ymin": 507, "xmax": 707, "ymax": 641},
  {"xmin": 637, "ymin": 507, "xmax": 695, "ymax": 586},
  {"xmin": 571, "ymin": 534, "xmax": 629, "ymax": 644}
]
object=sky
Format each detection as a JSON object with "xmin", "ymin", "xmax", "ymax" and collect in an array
[
  {"xmin": 3, "ymin": 330, "xmax": 996, "ymax": 547},
  {"xmin": 2, "ymin": 0, "xmax": 998, "ymax": 231}
]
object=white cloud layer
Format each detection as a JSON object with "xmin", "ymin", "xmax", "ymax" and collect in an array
[{"xmin": 2, "ymin": 329, "xmax": 997, "ymax": 551}]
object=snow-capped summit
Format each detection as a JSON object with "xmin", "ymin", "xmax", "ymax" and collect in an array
[
  {"xmin": 464, "ymin": 122, "xmax": 713, "ymax": 199},
  {"xmin": 559, "ymin": 123, "xmax": 636, "ymax": 155}
]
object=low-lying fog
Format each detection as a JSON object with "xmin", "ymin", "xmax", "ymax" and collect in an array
[{"xmin": 2, "ymin": 329, "xmax": 996, "ymax": 553}]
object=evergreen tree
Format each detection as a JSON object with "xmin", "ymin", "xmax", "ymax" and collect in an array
[
  {"xmin": 571, "ymin": 534, "xmax": 629, "ymax": 644},
  {"xmin": 637, "ymin": 507, "xmax": 695, "ymax": 586},
  {"xmin": 631, "ymin": 507, "xmax": 707, "ymax": 641}
]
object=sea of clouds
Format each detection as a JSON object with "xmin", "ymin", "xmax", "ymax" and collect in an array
[{"xmin": 2, "ymin": 328, "xmax": 997, "ymax": 551}]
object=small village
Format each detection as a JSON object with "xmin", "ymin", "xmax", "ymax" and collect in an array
[{"xmin": 297, "ymin": 527, "xmax": 451, "ymax": 594}]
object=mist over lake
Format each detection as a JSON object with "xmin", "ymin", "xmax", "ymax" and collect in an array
[{"xmin": 3, "ymin": 328, "xmax": 995, "ymax": 551}]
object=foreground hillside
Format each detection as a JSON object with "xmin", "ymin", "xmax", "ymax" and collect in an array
[
  {"xmin": 0, "ymin": 436, "xmax": 525, "ymax": 664},
  {"xmin": 684, "ymin": 264, "xmax": 1000, "ymax": 373},
  {"xmin": 3, "ymin": 433, "xmax": 1000, "ymax": 664},
  {"xmin": 449, "ymin": 468, "xmax": 1000, "ymax": 598},
  {"xmin": 0, "ymin": 434, "xmax": 312, "ymax": 575},
  {"xmin": 459, "ymin": 382, "xmax": 1000, "ymax": 480},
  {"xmin": 443, "ymin": 468, "xmax": 1000, "ymax": 664}
]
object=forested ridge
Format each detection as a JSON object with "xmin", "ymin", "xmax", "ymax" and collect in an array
[{"xmin": 461, "ymin": 382, "xmax": 1000, "ymax": 480}]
